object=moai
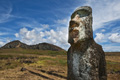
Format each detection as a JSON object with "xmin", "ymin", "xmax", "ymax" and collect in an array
[{"xmin": 67, "ymin": 6, "xmax": 107, "ymax": 80}]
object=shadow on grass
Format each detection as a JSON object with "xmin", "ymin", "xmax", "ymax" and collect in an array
[
  {"xmin": 40, "ymin": 69, "xmax": 67, "ymax": 79},
  {"xmin": 26, "ymin": 68, "xmax": 67, "ymax": 80},
  {"xmin": 28, "ymin": 70, "xmax": 54, "ymax": 80}
]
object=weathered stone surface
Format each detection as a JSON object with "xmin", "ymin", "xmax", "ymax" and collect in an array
[{"xmin": 67, "ymin": 6, "xmax": 107, "ymax": 80}]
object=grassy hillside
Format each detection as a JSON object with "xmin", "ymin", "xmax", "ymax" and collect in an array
[
  {"xmin": 0, "ymin": 48, "xmax": 66, "ymax": 55},
  {"xmin": 0, "ymin": 48, "xmax": 120, "ymax": 80},
  {"xmin": 105, "ymin": 52, "xmax": 120, "ymax": 80}
]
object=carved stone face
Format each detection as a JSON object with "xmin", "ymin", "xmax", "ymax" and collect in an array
[{"xmin": 68, "ymin": 6, "xmax": 93, "ymax": 44}]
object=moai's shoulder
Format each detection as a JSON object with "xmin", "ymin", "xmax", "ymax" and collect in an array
[{"xmin": 91, "ymin": 41, "xmax": 105, "ymax": 55}]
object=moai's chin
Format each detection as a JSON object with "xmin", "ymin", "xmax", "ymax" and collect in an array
[{"xmin": 68, "ymin": 6, "xmax": 93, "ymax": 44}]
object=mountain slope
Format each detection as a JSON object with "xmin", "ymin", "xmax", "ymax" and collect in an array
[{"xmin": 1, "ymin": 40, "xmax": 64, "ymax": 51}]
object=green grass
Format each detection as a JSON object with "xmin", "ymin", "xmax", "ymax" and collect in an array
[
  {"xmin": 0, "ymin": 60, "xmax": 22, "ymax": 70},
  {"xmin": 1, "ymin": 48, "xmax": 120, "ymax": 77},
  {"xmin": 0, "ymin": 55, "xmax": 13, "ymax": 59},
  {"xmin": 106, "ymin": 60, "xmax": 120, "ymax": 73},
  {"xmin": 0, "ymin": 48, "xmax": 67, "ymax": 70},
  {"xmin": 0, "ymin": 48, "xmax": 66, "ymax": 56},
  {"xmin": 58, "ymin": 59, "xmax": 67, "ymax": 66},
  {"xmin": 31, "ymin": 56, "xmax": 67, "ymax": 67},
  {"xmin": 105, "ymin": 52, "xmax": 120, "ymax": 56},
  {"xmin": 105, "ymin": 52, "xmax": 120, "ymax": 74}
]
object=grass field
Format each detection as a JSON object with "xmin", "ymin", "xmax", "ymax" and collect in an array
[{"xmin": 0, "ymin": 48, "xmax": 120, "ymax": 80}]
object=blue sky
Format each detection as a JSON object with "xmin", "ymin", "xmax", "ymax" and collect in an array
[{"xmin": 0, "ymin": 0, "xmax": 120, "ymax": 52}]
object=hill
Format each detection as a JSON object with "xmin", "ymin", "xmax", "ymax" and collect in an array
[{"xmin": 0, "ymin": 40, "xmax": 64, "ymax": 51}]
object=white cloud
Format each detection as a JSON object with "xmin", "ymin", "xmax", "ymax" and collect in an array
[
  {"xmin": 111, "ymin": 26, "xmax": 120, "ymax": 33},
  {"xmin": 84, "ymin": 0, "xmax": 120, "ymax": 31},
  {"xmin": 108, "ymin": 33, "xmax": 120, "ymax": 43},
  {"xmin": 0, "ymin": 41, "xmax": 5, "ymax": 47},
  {"xmin": 101, "ymin": 29, "xmax": 105, "ymax": 32},
  {"xmin": 18, "ymin": 20, "xmax": 49, "ymax": 31},
  {"xmin": 55, "ymin": 18, "xmax": 69, "ymax": 25},
  {"xmin": 0, "ymin": 0, "xmax": 12, "ymax": 23},
  {"xmin": 0, "ymin": 38, "xmax": 11, "ymax": 47},
  {"xmin": 15, "ymin": 33, "xmax": 19, "ymax": 37},
  {"xmin": 94, "ymin": 33, "xmax": 106, "ymax": 43},
  {"xmin": 15, "ymin": 26, "xmax": 70, "ymax": 50},
  {"xmin": 0, "ymin": 32, "xmax": 8, "ymax": 35},
  {"xmin": 17, "ymin": 28, "xmax": 45, "ymax": 44},
  {"xmin": 40, "ymin": 24, "xmax": 49, "ymax": 29},
  {"xmin": 19, "ymin": 27, "xmax": 28, "ymax": 35},
  {"xmin": 103, "ymin": 45, "xmax": 120, "ymax": 52},
  {"xmin": 14, "ymin": 16, "xmax": 71, "ymax": 50},
  {"xmin": 18, "ymin": 20, "xmax": 38, "ymax": 28}
]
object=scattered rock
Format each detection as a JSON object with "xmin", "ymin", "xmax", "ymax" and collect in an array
[
  {"xmin": 20, "ymin": 67, "xmax": 27, "ymax": 71},
  {"xmin": 5, "ymin": 62, "xmax": 11, "ymax": 65},
  {"xmin": 116, "ymin": 71, "xmax": 120, "ymax": 74},
  {"xmin": 21, "ymin": 60, "xmax": 34, "ymax": 64}
]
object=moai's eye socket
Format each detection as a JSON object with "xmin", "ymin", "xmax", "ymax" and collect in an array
[
  {"xmin": 69, "ymin": 21, "xmax": 79, "ymax": 32},
  {"xmin": 70, "ymin": 21, "xmax": 79, "ymax": 29}
]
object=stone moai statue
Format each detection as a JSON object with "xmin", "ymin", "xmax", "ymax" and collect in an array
[{"xmin": 67, "ymin": 6, "xmax": 107, "ymax": 80}]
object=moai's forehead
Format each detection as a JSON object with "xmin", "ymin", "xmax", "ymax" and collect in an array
[{"xmin": 71, "ymin": 6, "xmax": 92, "ymax": 19}]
